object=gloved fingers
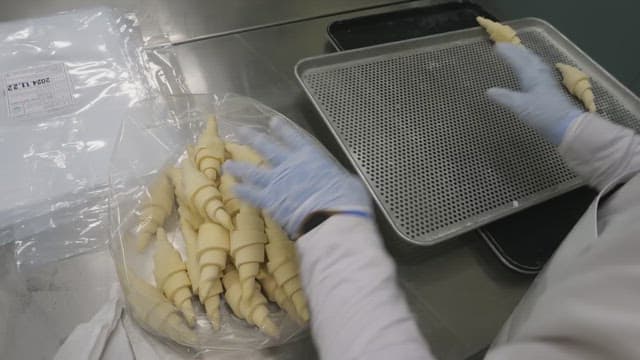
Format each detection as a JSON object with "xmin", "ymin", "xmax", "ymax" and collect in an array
[
  {"xmin": 223, "ymin": 160, "xmax": 273, "ymax": 187},
  {"xmin": 487, "ymin": 87, "xmax": 528, "ymax": 115},
  {"xmin": 232, "ymin": 183, "xmax": 269, "ymax": 210},
  {"xmin": 235, "ymin": 127, "xmax": 288, "ymax": 165},
  {"xmin": 494, "ymin": 43, "xmax": 553, "ymax": 91},
  {"xmin": 270, "ymin": 116, "xmax": 312, "ymax": 150}
]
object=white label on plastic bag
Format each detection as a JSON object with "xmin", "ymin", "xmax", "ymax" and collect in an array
[{"xmin": 3, "ymin": 63, "xmax": 73, "ymax": 119}]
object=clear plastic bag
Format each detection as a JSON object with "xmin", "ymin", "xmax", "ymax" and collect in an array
[
  {"xmin": 109, "ymin": 94, "xmax": 308, "ymax": 350},
  {"xmin": 0, "ymin": 8, "xmax": 185, "ymax": 268}
]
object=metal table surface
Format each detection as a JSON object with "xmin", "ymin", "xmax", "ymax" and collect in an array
[
  {"xmin": 0, "ymin": 0, "xmax": 410, "ymax": 43},
  {"xmin": 0, "ymin": 1, "xmax": 531, "ymax": 359}
]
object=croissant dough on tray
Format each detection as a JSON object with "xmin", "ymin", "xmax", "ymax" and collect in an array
[
  {"xmin": 556, "ymin": 63, "xmax": 597, "ymax": 113},
  {"xmin": 476, "ymin": 16, "xmax": 521, "ymax": 45}
]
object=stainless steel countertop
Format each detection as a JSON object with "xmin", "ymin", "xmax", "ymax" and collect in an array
[
  {"xmin": 0, "ymin": 0, "xmax": 408, "ymax": 43},
  {"xmin": 0, "ymin": 1, "xmax": 531, "ymax": 359}
]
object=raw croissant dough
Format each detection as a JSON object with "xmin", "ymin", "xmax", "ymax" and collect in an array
[
  {"xmin": 197, "ymin": 222, "xmax": 229, "ymax": 329},
  {"xmin": 223, "ymin": 265, "xmax": 279, "ymax": 337},
  {"xmin": 225, "ymin": 143, "xmax": 266, "ymax": 166},
  {"xmin": 136, "ymin": 173, "xmax": 173, "ymax": 251},
  {"xmin": 181, "ymin": 158, "xmax": 233, "ymax": 230},
  {"xmin": 125, "ymin": 116, "xmax": 312, "ymax": 341},
  {"xmin": 194, "ymin": 117, "xmax": 225, "ymax": 182},
  {"xmin": 263, "ymin": 214, "xmax": 310, "ymax": 322},
  {"xmin": 257, "ymin": 269, "xmax": 300, "ymax": 324},
  {"xmin": 476, "ymin": 16, "xmax": 521, "ymax": 45},
  {"xmin": 179, "ymin": 219, "xmax": 200, "ymax": 295},
  {"xmin": 219, "ymin": 173, "xmax": 242, "ymax": 216},
  {"xmin": 169, "ymin": 168, "xmax": 204, "ymax": 231},
  {"xmin": 556, "ymin": 63, "xmax": 597, "ymax": 112},
  {"xmin": 153, "ymin": 228, "xmax": 196, "ymax": 327},
  {"xmin": 230, "ymin": 203, "xmax": 267, "ymax": 301},
  {"xmin": 121, "ymin": 268, "xmax": 196, "ymax": 344}
]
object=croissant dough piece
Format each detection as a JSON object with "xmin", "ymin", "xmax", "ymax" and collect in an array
[
  {"xmin": 179, "ymin": 219, "xmax": 200, "ymax": 295},
  {"xmin": 556, "ymin": 63, "xmax": 597, "ymax": 113},
  {"xmin": 194, "ymin": 117, "xmax": 225, "ymax": 182},
  {"xmin": 181, "ymin": 159, "xmax": 233, "ymax": 230},
  {"xmin": 264, "ymin": 215, "xmax": 310, "ymax": 322},
  {"xmin": 153, "ymin": 228, "xmax": 196, "ymax": 327},
  {"xmin": 122, "ymin": 269, "xmax": 196, "ymax": 344},
  {"xmin": 223, "ymin": 266, "xmax": 279, "ymax": 337},
  {"xmin": 169, "ymin": 167, "xmax": 204, "ymax": 230},
  {"xmin": 219, "ymin": 173, "xmax": 242, "ymax": 216},
  {"xmin": 257, "ymin": 269, "xmax": 301, "ymax": 324},
  {"xmin": 197, "ymin": 222, "xmax": 228, "ymax": 312},
  {"xmin": 225, "ymin": 143, "xmax": 265, "ymax": 166},
  {"xmin": 137, "ymin": 173, "xmax": 174, "ymax": 251},
  {"xmin": 202, "ymin": 277, "xmax": 224, "ymax": 330},
  {"xmin": 230, "ymin": 204, "xmax": 267, "ymax": 301},
  {"xmin": 197, "ymin": 223, "xmax": 229, "ymax": 295},
  {"xmin": 476, "ymin": 17, "xmax": 521, "ymax": 45}
]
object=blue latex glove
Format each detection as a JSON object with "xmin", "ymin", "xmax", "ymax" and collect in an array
[
  {"xmin": 487, "ymin": 43, "xmax": 584, "ymax": 145},
  {"xmin": 223, "ymin": 116, "xmax": 372, "ymax": 236}
]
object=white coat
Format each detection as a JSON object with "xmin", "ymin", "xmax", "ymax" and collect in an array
[{"xmin": 296, "ymin": 112, "xmax": 640, "ymax": 360}]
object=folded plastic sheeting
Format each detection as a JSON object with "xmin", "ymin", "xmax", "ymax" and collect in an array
[{"xmin": 0, "ymin": 8, "xmax": 175, "ymax": 267}]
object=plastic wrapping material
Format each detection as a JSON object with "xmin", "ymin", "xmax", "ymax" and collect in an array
[
  {"xmin": 0, "ymin": 8, "xmax": 184, "ymax": 268},
  {"xmin": 109, "ymin": 94, "xmax": 308, "ymax": 350}
]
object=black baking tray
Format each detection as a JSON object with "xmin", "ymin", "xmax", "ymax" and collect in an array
[
  {"xmin": 327, "ymin": 1, "xmax": 497, "ymax": 50},
  {"xmin": 478, "ymin": 187, "xmax": 597, "ymax": 274}
]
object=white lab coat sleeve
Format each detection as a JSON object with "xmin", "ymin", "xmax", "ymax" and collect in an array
[
  {"xmin": 296, "ymin": 214, "xmax": 433, "ymax": 360},
  {"xmin": 558, "ymin": 112, "xmax": 640, "ymax": 190}
]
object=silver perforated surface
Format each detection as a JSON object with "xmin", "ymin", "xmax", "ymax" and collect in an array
[{"xmin": 297, "ymin": 19, "xmax": 640, "ymax": 245}]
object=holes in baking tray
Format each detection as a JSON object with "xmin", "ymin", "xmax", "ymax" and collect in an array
[{"xmin": 303, "ymin": 29, "xmax": 640, "ymax": 241}]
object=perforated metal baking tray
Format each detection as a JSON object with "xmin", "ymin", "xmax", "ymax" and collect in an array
[{"xmin": 296, "ymin": 18, "xmax": 640, "ymax": 246}]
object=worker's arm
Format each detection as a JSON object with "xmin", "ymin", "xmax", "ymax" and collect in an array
[
  {"xmin": 223, "ymin": 117, "xmax": 432, "ymax": 360},
  {"xmin": 297, "ymin": 214, "xmax": 432, "ymax": 360},
  {"xmin": 487, "ymin": 44, "xmax": 640, "ymax": 190},
  {"xmin": 558, "ymin": 113, "xmax": 640, "ymax": 190}
]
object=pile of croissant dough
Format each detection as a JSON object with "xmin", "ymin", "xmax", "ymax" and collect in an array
[
  {"xmin": 477, "ymin": 16, "xmax": 597, "ymax": 112},
  {"xmin": 120, "ymin": 116, "xmax": 309, "ymax": 344}
]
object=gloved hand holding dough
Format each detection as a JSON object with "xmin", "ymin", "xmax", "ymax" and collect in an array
[
  {"xmin": 487, "ymin": 44, "xmax": 584, "ymax": 145},
  {"xmin": 223, "ymin": 116, "xmax": 372, "ymax": 236}
]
